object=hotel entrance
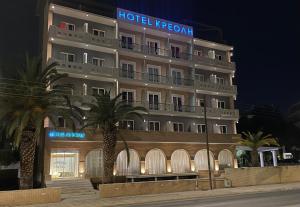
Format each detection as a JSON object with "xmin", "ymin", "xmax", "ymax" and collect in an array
[{"xmin": 50, "ymin": 150, "xmax": 79, "ymax": 179}]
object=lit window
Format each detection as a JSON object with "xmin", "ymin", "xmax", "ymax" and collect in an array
[{"xmin": 61, "ymin": 52, "xmax": 75, "ymax": 62}]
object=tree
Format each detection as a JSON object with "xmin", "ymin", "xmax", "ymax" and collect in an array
[
  {"xmin": 237, "ymin": 131, "xmax": 279, "ymax": 167},
  {"xmin": 83, "ymin": 91, "xmax": 147, "ymax": 183},
  {"xmin": 0, "ymin": 56, "xmax": 82, "ymax": 189}
]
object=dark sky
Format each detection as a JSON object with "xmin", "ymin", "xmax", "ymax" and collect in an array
[{"xmin": 1, "ymin": 0, "xmax": 300, "ymax": 113}]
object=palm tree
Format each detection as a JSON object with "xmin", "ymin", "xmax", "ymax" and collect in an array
[
  {"xmin": 83, "ymin": 91, "xmax": 147, "ymax": 183},
  {"xmin": 0, "ymin": 56, "xmax": 83, "ymax": 189},
  {"xmin": 237, "ymin": 131, "xmax": 279, "ymax": 167}
]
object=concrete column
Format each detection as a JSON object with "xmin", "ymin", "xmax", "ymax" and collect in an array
[
  {"xmin": 259, "ymin": 152, "xmax": 264, "ymax": 167},
  {"xmin": 166, "ymin": 160, "xmax": 172, "ymax": 173},
  {"xmin": 115, "ymin": 22, "xmax": 118, "ymax": 39},
  {"xmin": 140, "ymin": 161, "xmax": 145, "ymax": 174},
  {"xmin": 272, "ymin": 150, "xmax": 278, "ymax": 167}
]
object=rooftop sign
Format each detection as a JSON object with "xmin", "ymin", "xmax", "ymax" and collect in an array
[{"xmin": 117, "ymin": 8, "xmax": 193, "ymax": 37}]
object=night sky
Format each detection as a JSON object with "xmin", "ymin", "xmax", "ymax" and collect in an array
[{"xmin": 1, "ymin": 0, "xmax": 300, "ymax": 113}]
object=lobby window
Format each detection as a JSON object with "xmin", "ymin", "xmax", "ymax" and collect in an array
[
  {"xmin": 216, "ymin": 77, "xmax": 225, "ymax": 85},
  {"xmin": 121, "ymin": 34, "xmax": 134, "ymax": 50},
  {"xmin": 121, "ymin": 62, "xmax": 135, "ymax": 79},
  {"xmin": 92, "ymin": 57, "xmax": 104, "ymax": 67},
  {"xmin": 171, "ymin": 45, "xmax": 180, "ymax": 58},
  {"xmin": 197, "ymin": 124, "xmax": 206, "ymax": 133},
  {"xmin": 92, "ymin": 87, "xmax": 105, "ymax": 96},
  {"xmin": 57, "ymin": 116, "xmax": 65, "ymax": 128},
  {"xmin": 149, "ymin": 121, "xmax": 160, "ymax": 132},
  {"xmin": 217, "ymin": 101, "xmax": 225, "ymax": 109},
  {"xmin": 93, "ymin": 29, "xmax": 105, "ymax": 37},
  {"xmin": 120, "ymin": 120, "xmax": 134, "ymax": 130},
  {"xmin": 219, "ymin": 125, "xmax": 228, "ymax": 134},
  {"xmin": 61, "ymin": 52, "xmax": 75, "ymax": 62},
  {"xmin": 173, "ymin": 122, "xmax": 184, "ymax": 132}
]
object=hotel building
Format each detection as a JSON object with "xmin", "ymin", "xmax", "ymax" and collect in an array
[{"xmin": 44, "ymin": 3, "xmax": 239, "ymax": 180}]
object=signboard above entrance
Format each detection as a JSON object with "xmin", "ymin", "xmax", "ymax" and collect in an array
[
  {"xmin": 117, "ymin": 8, "xmax": 193, "ymax": 37},
  {"xmin": 48, "ymin": 130, "xmax": 85, "ymax": 139}
]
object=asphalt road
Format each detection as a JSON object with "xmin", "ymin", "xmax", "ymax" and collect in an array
[{"xmin": 130, "ymin": 189, "xmax": 300, "ymax": 207}]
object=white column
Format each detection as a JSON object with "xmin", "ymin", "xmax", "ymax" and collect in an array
[
  {"xmin": 259, "ymin": 152, "xmax": 264, "ymax": 167},
  {"xmin": 83, "ymin": 23, "xmax": 88, "ymax": 33},
  {"xmin": 272, "ymin": 150, "xmax": 278, "ymax": 167}
]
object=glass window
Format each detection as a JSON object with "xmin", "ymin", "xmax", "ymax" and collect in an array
[
  {"xmin": 121, "ymin": 63, "xmax": 135, "ymax": 79},
  {"xmin": 121, "ymin": 91, "xmax": 134, "ymax": 103},
  {"xmin": 149, "ymin": 121, "xmax": 160, "ymax": 131},
  {"xmin": 173, "ymin": 122, "xmax": 184, "ymax": 132},
  {"xmin": 92, "ymin": 58, "xmax": 104, "ymax": 67},
  {"xmin": 216, "ymin": 77, "xmax": 225, "ymax": 85},
  {"xmin": 217, "ymin": 101, "xmax": 225, "ymax": 109},
  {"xmin": 120, "ymin": 120, "xmax": 134, "ymax": 130},
  {"xmin": 93, "ymin": 29, "xmax": 105, "ymax": 37},
  {"xmin": 121, "ymin": 35, "xmax": 133, "ymax": 49},
  {"xmin": 171, "ymin": 45, "xmax": 180, "ymax": 58},
  {"xmin": 61, "ymin": 52, "xmax": 75, "ymax": 62},
  {"xmin": 197, "ymin": 124, "xmax": 206, "ymax": 133},
  {"xmin": 219, "ymin": 125, "xmax": 228, "ymax": 134},
  {"xmin": 92, "ymin": 87, "xmax": 104, "ymax": 96}
]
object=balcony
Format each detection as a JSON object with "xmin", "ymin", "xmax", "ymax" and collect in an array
[
  {"xmin": 50, "ymin": 58, "xmax": 115, "ymax": 78},
  {"xmin": 49, "ymin": 25, "xmax": 118, "ymax": 49},
  {"xmin": 118, "ymin": 41, "xmax": 191, "ymax": 62},
  {"xmin": 116, "ymin": 69, "xmax": 194, "ymax": 89},
  {"xmin": 134, "ymin": 102, "xmax": 239, "ymax": 120},
  {"xmin": 195, "ymin": 80, "xmax": 237, "ymax": 95},
  {"xmin": 193, "ymin": 55, "xmax": 236, "ymax": 71}
]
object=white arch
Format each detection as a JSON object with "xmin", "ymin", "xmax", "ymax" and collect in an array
[
  {"xmin": 218, "ymin": 149, "xmax": 233, "ymax": 169},
  {"xmin": 194, "ymin": 149, "xmax": 214, "ymax": 171},
  {"xmin": 171, "ymin": 149, "xmax": 191, "ymax": 173},
  {"xmin": 145, "ymin": 149, "xmax": 166, "ymax": 175},
  {"xmin": 116, "ymin": 149, "xmax": 140, "ymax": 175},
  {"xmin": 85, "ymin": 149, "xmax": 103, "ymax": 178}
]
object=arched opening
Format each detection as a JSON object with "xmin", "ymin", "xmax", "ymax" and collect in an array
[
  {"xmin": 218, "ymin": 149, "xmax": 233, "ymax": 169},
  {"xmin": 145, "ymin": 149, "xmax": 166, "ymax": 175},
  {"xmin": 116, "ymin": 149, "xmax": 140, "ymax": 175},
  {"xmin": 85, "ymin": 149, "xmax": 103, "ymax": 178},
  {"xmin": 171, "ymin": 149, "xmax": 190, "ymax": 173},
  {"xmin": 194, "ymin": 149, "xmax": 214, "ymax": 171}
]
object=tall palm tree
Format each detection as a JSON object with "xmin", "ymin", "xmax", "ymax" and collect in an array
[
  {"xmin": 83, "ymin": 91, "xmax": 147, "ymax": 183},
  {"xmin": 238, "ymin": 131, "xmax": 279, "ymax": 167},
  {"xmin": 0, "ymin": 56, "xmax": 83, "ymax": 189}
]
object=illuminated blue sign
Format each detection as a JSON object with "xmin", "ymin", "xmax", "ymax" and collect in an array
[
  {"xmin": 117, "ymin": 8, "xmax": 193, "ymax": 37},
  {"xmin": 48, "ymin": 130, "xmax": 85, "ymax": 139}
]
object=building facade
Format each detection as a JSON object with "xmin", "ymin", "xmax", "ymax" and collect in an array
[{"xmin": 44, "ymin": 4, "xmax": 239, "ymax": 180}]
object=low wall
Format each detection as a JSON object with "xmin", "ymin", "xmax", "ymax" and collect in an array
[
  {"xmin": 224, "ymin": 165, "xmax": 300, "ymax": 187},
  {"xmin": 0, "ymin": 187, "xmax": 61, "ymax": 206},
  {"xmin": 99, "ymin": 178, "xmax": 225, "ymax": 198}
]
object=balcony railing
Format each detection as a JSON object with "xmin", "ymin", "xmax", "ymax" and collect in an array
[
  {"xmin": 133, "ymin": 101, "xmax": 239, "ymax": 119},
  {"xmin": 50, "ymin": 58, "xmax": 115, "ymax": 77},
  {"xmin": 49, "ymin": 25, "xmax": 118, "ymax": 48},
  {"xmin": 193, "ymin": 55, "xmax": 236, "ymax": 71},
  {"xmin": 195, "ymin": 80, "xmax": 237, "ymax": 94}
]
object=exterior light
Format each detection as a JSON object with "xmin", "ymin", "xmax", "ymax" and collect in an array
[
  {"xmin": 84, "ymin": 75, "xmax": 88, "ymax": 78},
  {"xmin": 141, "ymin": 167, "xmax": 145, "ymax": 174},
  {"xmin": 145, "ymin": 83, "xmax": 148, "ymax": 86},
  {"xmin": 193, "ymin": 122, "xmax": 196, "ymax": 126},
  {"xmin": 50, "ymin": 38, "xmax": 54, "ymax": 41},
  {"xmin": 86, "ymin": 14, "xmax": 89, "ymax": 17},
  {"xmin": 113, "ymin": 20, "xmax": 116, "ymax": 23},
  {"xmin": 169, "ymin": 59, "xmax": 172, "ymax": 63},
  {"xmin": 51, "ymin": 5, "xmax": 55, "ymax": 9},
  {"xmin": 215, "ymin": 160, "xmax": 219, "ymax": 171},
  {"xmin": 170, "ymin": 86, "xmax": 173, "ymax": 89},
  {"xmin": 144, "ymin": 55, "xmax": 147, "ymax": 58},
  {"xmin": 86, "ymin": 44, "xmax": 89, "ymax": 47},
  {"xmin": 143, "ymin": 27, "xmax": 146, "ymax": 30}
]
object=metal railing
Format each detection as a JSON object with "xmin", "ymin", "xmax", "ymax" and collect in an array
[{"xmin": 193, "ymin": 55, "xmax": 236, "ymax": 70}]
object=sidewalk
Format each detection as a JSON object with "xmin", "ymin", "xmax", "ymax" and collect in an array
[{"xmin": 22, "ymin": 182, "xmax": 300, "ymax": 207}]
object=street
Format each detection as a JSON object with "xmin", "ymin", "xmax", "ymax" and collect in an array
[{"xmin": 130, "ymin": 189, "xmax": 300, "ymax": 207}]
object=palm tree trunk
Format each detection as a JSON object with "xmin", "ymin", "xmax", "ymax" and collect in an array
[
  {"xmin": 251, "ymin": 150, "xmax": 259, "ymax": 167},
  {"xmin": 19, "ymin": 128, "xmax": 36, "ymax": 189},
  {"xmin": 102, "ymin": 129, "xmax": 117, "ymax": 183}
]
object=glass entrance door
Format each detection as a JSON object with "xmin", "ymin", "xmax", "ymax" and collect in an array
[{"xmin": 50, "ymin": 150, "xmax": 79, "ymax": 179}]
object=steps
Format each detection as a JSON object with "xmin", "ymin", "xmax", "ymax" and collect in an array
[{"xmin": 46, "ymin": 179, "xmax": 98, "ymax": 200}]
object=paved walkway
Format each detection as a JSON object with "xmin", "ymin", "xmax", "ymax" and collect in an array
[{"xmin": 22, "ymin": 182, "xmax": 300, "ymax": 207}]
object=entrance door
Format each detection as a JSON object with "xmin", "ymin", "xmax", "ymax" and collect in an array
[{"xmin": 50, "ymin": 150, "xmax": 79, "ymax": 179}]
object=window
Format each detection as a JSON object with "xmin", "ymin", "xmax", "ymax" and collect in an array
[
  {"xmin": 149, "ymin": 121, "xmax": 160, "ymax": 131},
  {"xmin": 195, "ymin": 74, "xmax": 205, "ymax": 82},
  {"xmin": 121, "ymin": 34, "xmax": 134, "ymax": 50},
  {"xmin": 197, "ymin": 124, "xmax": 206, "ymax": 133},
  {"xmin": 219, "ymin": 125, "xmax": 228, "ymax": 134},
  {"xmin": 148, "ymin": 92, "xmax": 160, "ymax": 110},
  {"xmin": 93, "ymin": 29, "xmax": 105, "ymax": 37},
  {"xmin": 216, "ymin": 77, "xmax": 225, "ymax": 85},
  {"xmin": 171, "ymin": 69, "xmax": 183, "ymax": 85},
  {"xmin": 171, "ymin": 45, "xmax": 180, "ymax": 58},
  {"xmin": 120, "ymin": 62, "xmax": 135, "ymax": 79},
  {"xmin": 148, "ymin": 65, "xmax": 160, "ymax": 83},
  {"xmin": 196, "ymin": 98, "xmax": 205, "ymax": 107},
  {"xmin": 173, "ymin": 122, "xmax": 184, "ymax": 132},
  {"xmin": 215, "ymin": 54, "xmax": 222, "ymax": 61},
  {"xmin": 120, "ymin": 120, "xmax": 134, "ymax": 130},
  {"xmin": 172, "ymin": 95, "xmax": 184, "ymax": 112},
  {"xmin": 59, "ymin": 22, "xmax": 75, "ymax": 31},
  {"xmin": 61, "ymin": 52, "xmax": 75, "ymax": 62},
  {"xmin": 217, "ymin": 101, "xmax": 225, "ymax": 109},
  {"xmin": 194, "ymin": 50, "xmax": 202, "ymax": 56},
  {"xmin": 57, "ymin": 116, "xmax": 65, "ymax": 128},
  {"xmin": 92, "ymin": 87, "xmax": 104, "ymax": 96},
  {"xmin": 146, "ymin": 39, "xmax": 160, "ymax": 55},
  {"xmin": 121, "ymin": 90, "xmax": 135, "ymax": 103},
  {"xmin": 92, "ymin": 58, "xmax": 104, "ymax": 67}
]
